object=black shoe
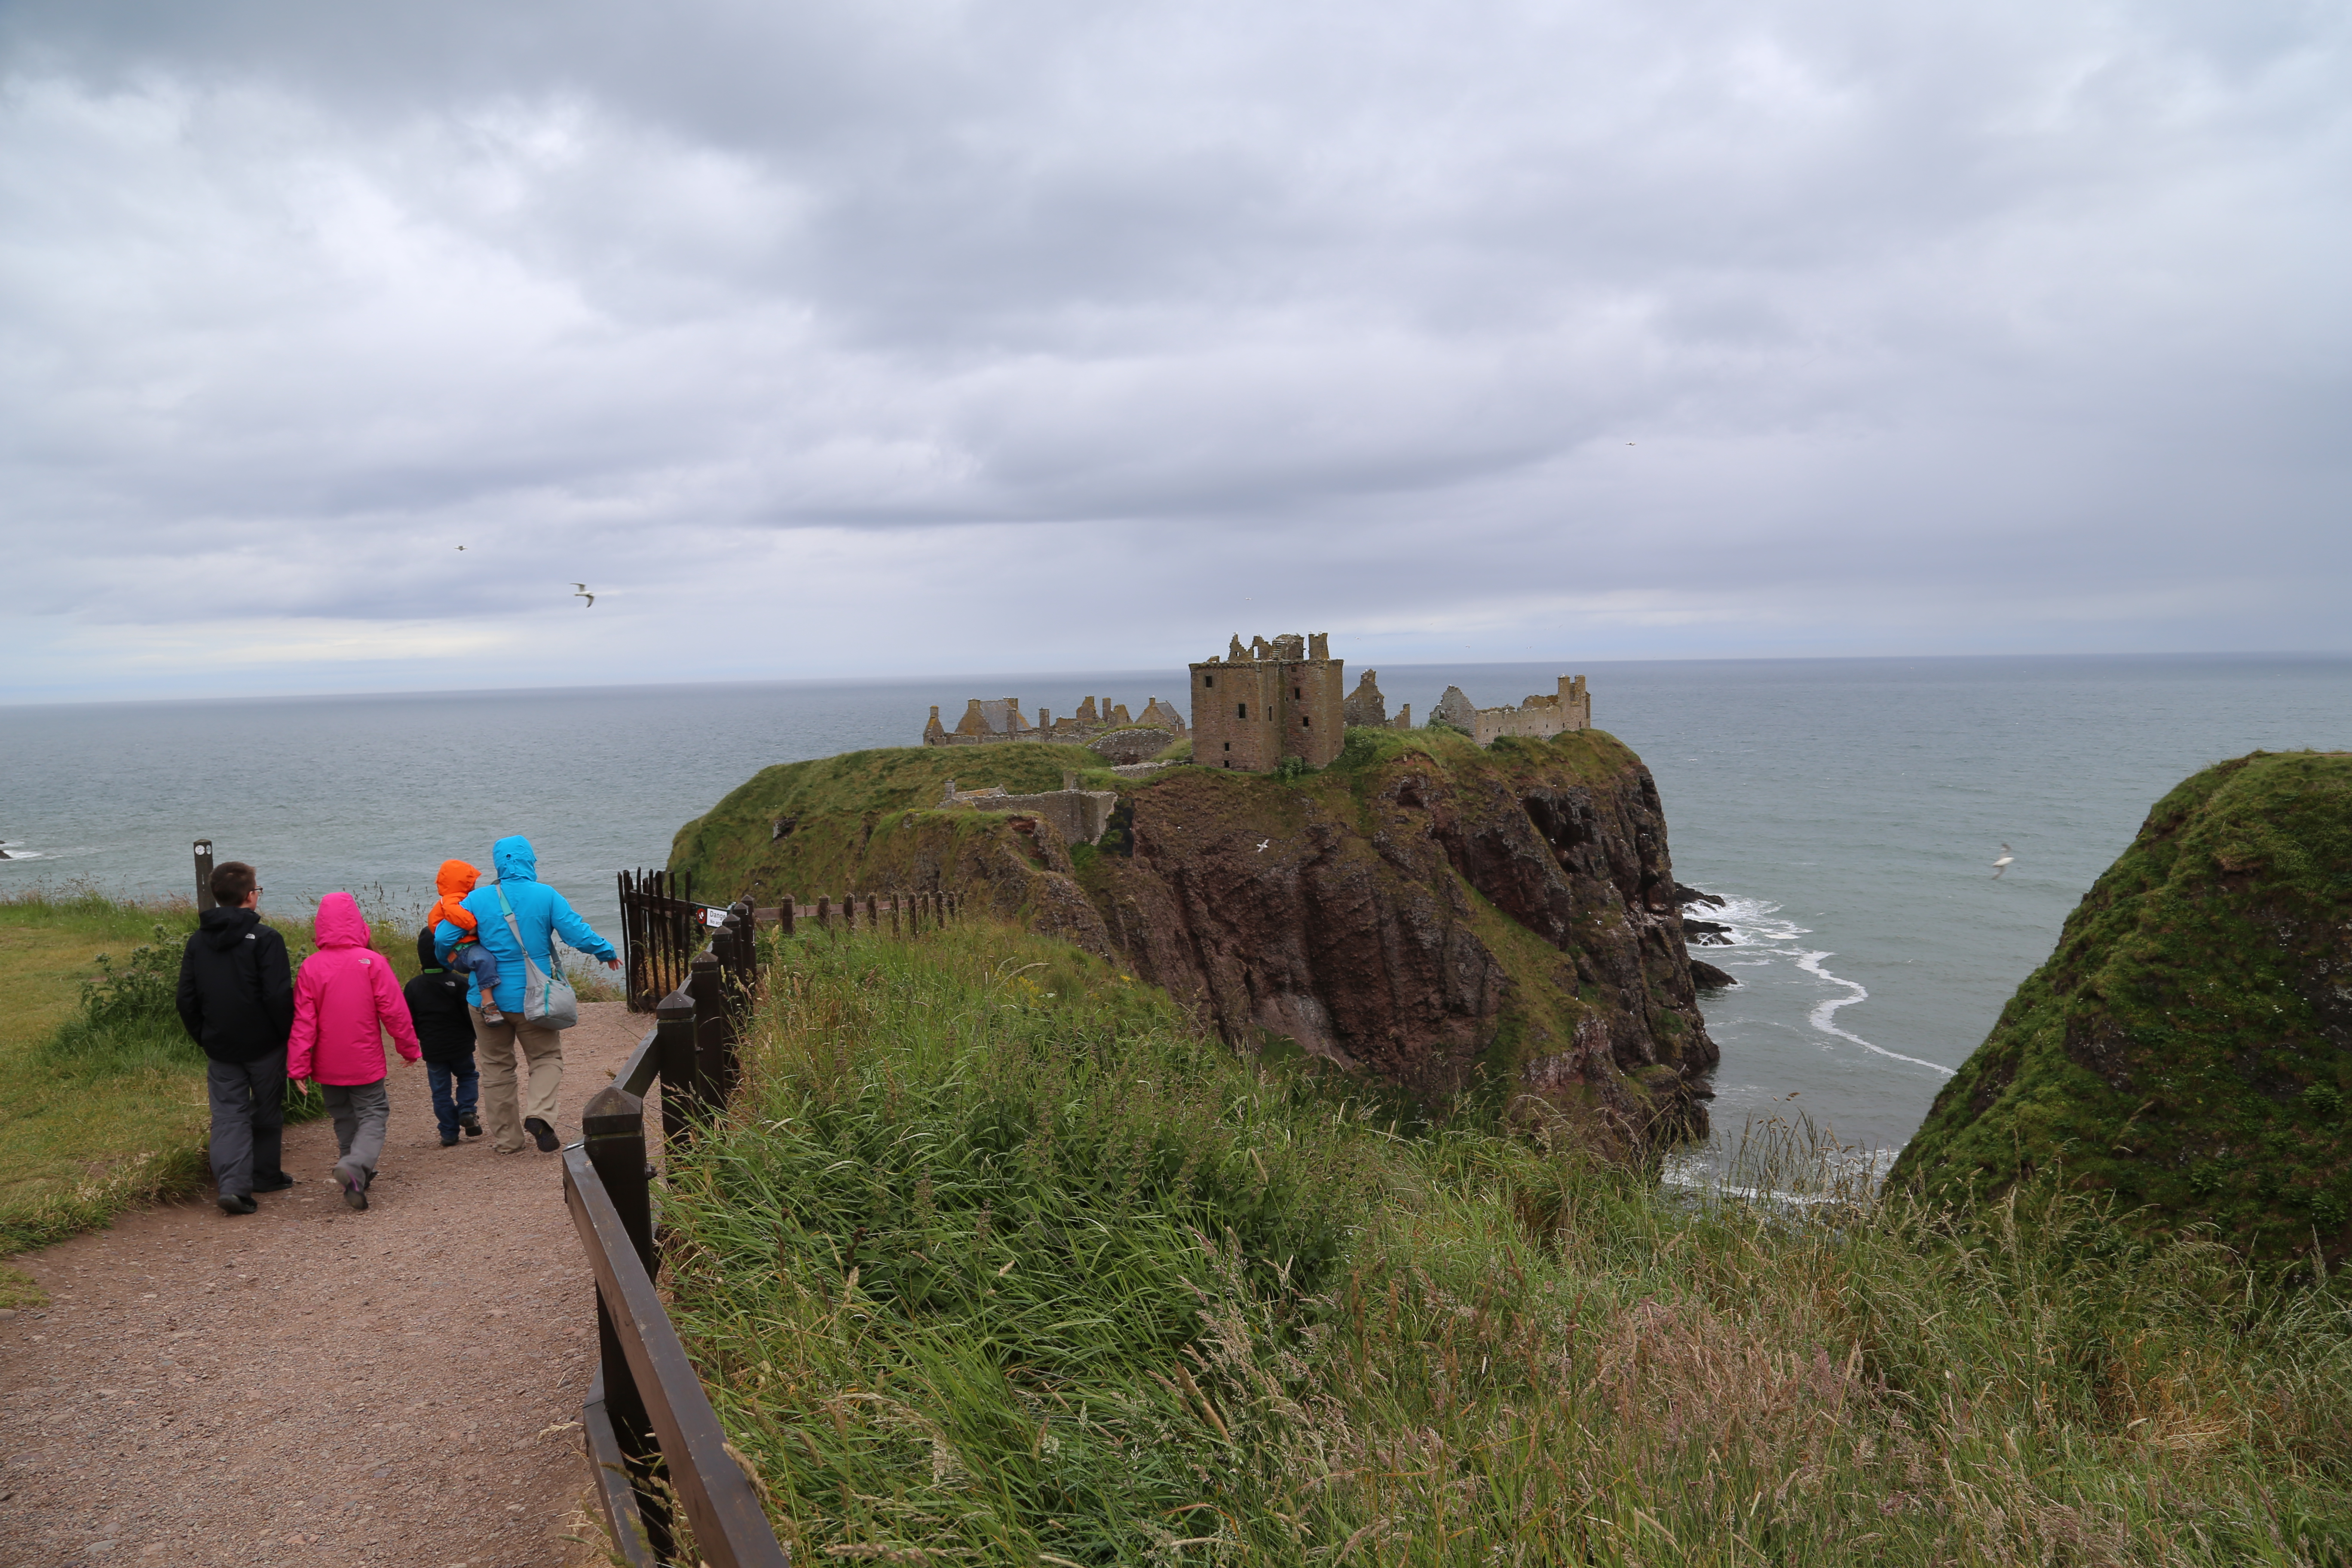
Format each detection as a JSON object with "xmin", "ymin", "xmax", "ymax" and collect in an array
[
  {"xmin": 217, "ymin": 1192, "xmax": 257, "ymax": 1216},
  {"xmin": 524, "ymin": 1117, "xmax": 560, "ymax": 1153},
  {"xmin": 459, "ymin": 1112, "xmax": 484, "ymax": 1139},
  {"xmin": 251, "ymin": 1173, "xmax": 296, "ymax": 1194},
  {"xmin": 341, "ymin": 1173, "xmax": 369, "ymax": 1211},
  {"xmin": 441, "ymin": 1133, "xmax": 460, "ymax": 1148}
]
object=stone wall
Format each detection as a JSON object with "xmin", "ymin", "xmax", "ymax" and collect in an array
[
  {"xmin": 1469, "ymin": 675, "xmax": 1591, "ymax": 744},
  {"xmin": 940, "ymin": 775, "xmax": 1121, "ymax": 845},
  {"xmin": 923, "ymin": 692, "xmax": 1189, "ymax": 748}
]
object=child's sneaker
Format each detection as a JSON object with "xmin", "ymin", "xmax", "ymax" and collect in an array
[
  {"xmin": 480, "ymin": 1001, "xmax": 505, "ymax": 1023},
  {"xmin": 459, "ymin": 1112, "xmax": 484, "ymax": 1138},
  {"xmin": 440, "ymin": 1132, "xmax": 460, "ymax": 1148}
]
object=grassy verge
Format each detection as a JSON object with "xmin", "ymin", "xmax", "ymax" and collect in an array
[
  {"xmin": 0, "ymin": 888, "xmax": 509, "ymax": 1253},
  {"xmin": 662, "ymin": 920, "xmax": 2352, "ymax": 1567}
]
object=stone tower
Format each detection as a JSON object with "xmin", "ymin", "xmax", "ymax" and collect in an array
[{"xmin": 1188, "ymin": 632, "xmax": 1345, "ymax": 771}]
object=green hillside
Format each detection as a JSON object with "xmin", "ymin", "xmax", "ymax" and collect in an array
[{"xmin": 1889, "ymin": 750, "xmax": 2352, "ymax": 1259}]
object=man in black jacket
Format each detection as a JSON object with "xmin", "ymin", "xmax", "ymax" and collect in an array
[{"xmin": 175, "ymin": 861, "xmax": 296, "ymax": 1215}]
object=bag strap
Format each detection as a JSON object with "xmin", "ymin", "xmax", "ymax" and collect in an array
[{"xmin": 493, "ymin": 883, "xmax": 551, "ymax": 984}]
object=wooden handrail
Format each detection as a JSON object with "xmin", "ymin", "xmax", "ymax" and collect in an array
[
  {"xmin": 565, "ymin": 1139, "xmax": 787, "ymax": 1568},
  {"xmin": 567, "ymin": 918, "xmax": 790, "ymax": 1567}
]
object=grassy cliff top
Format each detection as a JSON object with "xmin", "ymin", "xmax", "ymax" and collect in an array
[
  {"xmin": 1889, "ymin": 749, "xmax": 2352, "ymax": 1257},
  {"xmin": 671, "ymin": 726, "xmax": 1653, "ymax": 898}
]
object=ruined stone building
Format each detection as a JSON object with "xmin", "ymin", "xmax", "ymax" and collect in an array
[
  {"xmin": 922, "ymin": 693, "xmax": 1188, "ymax": 749},
  {"xmin": 940, "ymin": 774, "xmax": 1121, "ymax": 845},
  {"xmin": 1190, "ymin": 632, "xmax": 1345, "ymax": 770},
  {"xmin": 1430, "ymin": 676, "xmax": 1591, "ymax": 744},
  {"xmin": 1341, "ymin": 669, "xmax": 1412, "ymax": 731}
]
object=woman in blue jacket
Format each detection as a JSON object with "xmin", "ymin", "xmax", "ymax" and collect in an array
[{"xmin": 435, "ymin": 835, "xmax": 618, "ymax": 1153}]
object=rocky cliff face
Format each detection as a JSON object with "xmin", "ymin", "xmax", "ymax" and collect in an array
[
  {"xmin": 672, "ymin": 728, "xmax": 1720, "ymax": 1153},
  {"xmin": 1888, "ymin": 750, "xmax": 2352, "ymax": 1260}
]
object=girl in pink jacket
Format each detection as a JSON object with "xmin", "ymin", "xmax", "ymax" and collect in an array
[{"xmin": 288, "ymin": 892, "xmax": 422, "ymax": 1210}]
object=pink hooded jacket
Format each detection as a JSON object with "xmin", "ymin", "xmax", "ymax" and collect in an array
[{"xmin": 288, "ymin": 892, "xmax": 421, "ymax": 1085}]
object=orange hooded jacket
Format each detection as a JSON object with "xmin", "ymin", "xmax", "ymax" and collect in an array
[{"xmin": 427, "ymin": 859, "xmax": 482, "ymax": 945}]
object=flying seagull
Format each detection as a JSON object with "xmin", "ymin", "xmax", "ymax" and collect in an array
[
  {"xmin": 1992, "ymin": 843, "xmax": 2015, "ymax": 879},
  {"xmin": 1256, "ymin": 838, "xmax": 1271, "ymax": 852},
  {"xmin": 572, "ymin": 583, "xmax": 595, "ymax": 607}
]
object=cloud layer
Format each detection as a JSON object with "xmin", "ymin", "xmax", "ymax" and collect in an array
[{"xmin": 3, "ymin": 0, "xmax": 2347, "ymax": 697}]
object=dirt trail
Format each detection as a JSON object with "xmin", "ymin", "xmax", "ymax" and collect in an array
[{"xmin": 0, "ymin": 1002, "xmax": 650, "ymax": 1568}]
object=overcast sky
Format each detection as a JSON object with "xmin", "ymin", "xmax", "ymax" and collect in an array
[{"xmin": 3, "ymin": 0, "xmax": 2347, "ymax": 701}]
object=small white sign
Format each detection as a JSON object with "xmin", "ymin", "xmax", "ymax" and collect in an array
[{"xmin": 700, "ymin": 905, "xmax": 732, "ymax": 929}]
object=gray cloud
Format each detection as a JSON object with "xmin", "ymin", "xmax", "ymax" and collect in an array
[{"xmin": 1, "ymin": 0, "xmax": 2347, "ymax": 698}]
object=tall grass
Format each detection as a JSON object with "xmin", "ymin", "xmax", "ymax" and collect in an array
[{"xmin": 662, "ymin": 922, "xmax": 2352, "ymax": 1567}]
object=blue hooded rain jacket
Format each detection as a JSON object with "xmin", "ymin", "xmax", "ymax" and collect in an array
[{"xmin": 434, "ymin": 835, "xmax": 616, "ymax": 1013}]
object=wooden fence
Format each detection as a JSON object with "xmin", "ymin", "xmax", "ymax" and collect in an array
[
  {"xmin": 620, "ymin": 876, "xmax": 967, "ymax": 1011},
  {"xmin": 568, "ymin": 891, "xmax": 962, "ymax": 1564},
  {"xmin": 567, "ymin": 907, "xmax": 784, "ymax": 1567}
]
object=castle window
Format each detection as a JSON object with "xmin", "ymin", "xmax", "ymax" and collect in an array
[
  {"xmin": 1293, "ymin": 687, "xmax": 1301, "ymax": 699},
  {"xmin": 1223, "ymin": 741, "xmax": 1230, "ymax": 752},
  {"xmin": 1237, "ymin": 703, "xmax": 1247, "ymax": 720},
  {"xmin": 1302, "ymin": 715, "xmax": 1311, "ymax": 727},
  {"xmin": 1203, "ymin": 674, "xmax": 1214, "ymax": 688}
]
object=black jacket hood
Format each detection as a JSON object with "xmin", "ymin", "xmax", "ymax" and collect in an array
[{"xmin": 199, "ymin": 904, "xmax": 262, "ymax": 952}]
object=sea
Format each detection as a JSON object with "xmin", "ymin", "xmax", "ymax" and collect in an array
[{"xmin": 4, "ymin": 654, "xmax": 2346, "ymax": 1161}]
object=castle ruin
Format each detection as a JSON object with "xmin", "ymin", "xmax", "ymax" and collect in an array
[
  {"xmin": 919, "ymin": 638, "xmax": 1592, "ymax": 777},
  {"xmin": 923, "ymin": 693, "xmax": 1188, "ymax": 751},
  {"xmin": 1190, "ymin": 632, "xmax": 1346, "ymax": 771},
  {"xmin": 1430, "ymin": 676, "xmax": 1591, "ymax": 744}
]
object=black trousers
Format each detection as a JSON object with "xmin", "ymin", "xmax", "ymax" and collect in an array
[{"xmin": 205, "ymin": 1048, "xmax": 288, "ymax": 1197}]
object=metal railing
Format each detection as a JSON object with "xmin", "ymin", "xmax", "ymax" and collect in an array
[{"xmin": 565, "ymin": 910, "xmax": 787, "ymax": 1568}]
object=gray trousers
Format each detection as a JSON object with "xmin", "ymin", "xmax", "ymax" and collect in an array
[
  {"xmin": 321, "ymin": 1078, "xmax": 392, "ymax": 1182},
  {"xmin": 205, "ymin": 1049, "xmax": 287, "ymax": 1198}
]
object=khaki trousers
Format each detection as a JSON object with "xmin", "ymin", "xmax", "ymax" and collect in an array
[{"xmin": 470, "ymin": 1009, "xmax": 565, "ymax": 1152}]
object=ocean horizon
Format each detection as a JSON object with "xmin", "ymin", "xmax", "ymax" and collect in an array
[{"xmin": 7, "ymin": 650, "xmax": 2348, "ymax": 1158}]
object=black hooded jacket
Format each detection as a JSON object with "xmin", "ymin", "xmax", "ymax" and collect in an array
[
  {"xmin": 404, "ymin": 926, "xmax": 479, "ymax": 1064},
  {"xmin": 175, "ymin": 906, "xmax": 295, "ymax": 1063}
]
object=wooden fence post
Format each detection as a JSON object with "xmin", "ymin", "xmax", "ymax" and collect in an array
[
  {"xmin": 780, "ymin": 894, "xmax": 795, "ymax": 937},
  {"xmin": 655, "ymin": 986, "xmax": 699, "ymax": 1148},
  {"xmin": 864, "ymin": 893, "xmax": 877, "ymax": 932},
  {"xmin": 193, "ymin": 840, "xmax": 217, "ymax": 911},
  {"xmin": 842, "ymin": 891, "xmax": 855, "ymax": 932},
  {"xmin": 689, "ymin": 951, "xmax": 738, "ymax": 1112},
  {"xmin": 580, "ymin": 1087, "xmax": 662, "ymax": 1499}
]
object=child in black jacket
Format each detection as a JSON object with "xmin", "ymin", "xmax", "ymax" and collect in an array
[{"xmin": 405, "ymin": 926, "xmax": 483, "ymax": 1146}]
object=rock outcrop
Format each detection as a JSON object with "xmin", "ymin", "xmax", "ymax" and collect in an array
[
  {"xmin": 671, "ymin": 728, "xmax": 1721, "ymax": 1155},
  {"xmin": 1888, "ymin": 750, "xmax": 2352, "ymax": 1260}
]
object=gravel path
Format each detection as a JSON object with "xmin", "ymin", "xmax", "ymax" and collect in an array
[{"xmin": 0, "ymin": 1002, "xmax": 652, "ymax": 1568}]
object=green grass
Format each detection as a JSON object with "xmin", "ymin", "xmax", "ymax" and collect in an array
[
  {"xmin": 671, "ymin": 741, "xmax": 1129, "ymax": 897},
  {"xmin": 663, "ymin": 921, "xmax": 2352, "ymax": 1566},
  {"xmin": 0, "ymin": 888, "xmax": 476, "ymax": 1253},
  {"xmin": 1891, "ymin": 751, "xmax": 2352, "ymax": 1259}
]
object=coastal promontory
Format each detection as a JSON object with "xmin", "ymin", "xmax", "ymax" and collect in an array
[
  {"xmin": 1889, "ymin": 750, "xmax": 2352, "ymax": 1259},
  {"xmin": 671, "ymin": 724, "xmax": 1720, "ymax": 1153}
]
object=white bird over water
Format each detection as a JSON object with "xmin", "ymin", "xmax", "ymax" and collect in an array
[
  {"xmin": 1992, "ymin": 843, "xmax": 2015, "ymax": 879},
  {"xmin": 572, "ymin": 583, "xmax": 595, "ymax": 607}
]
